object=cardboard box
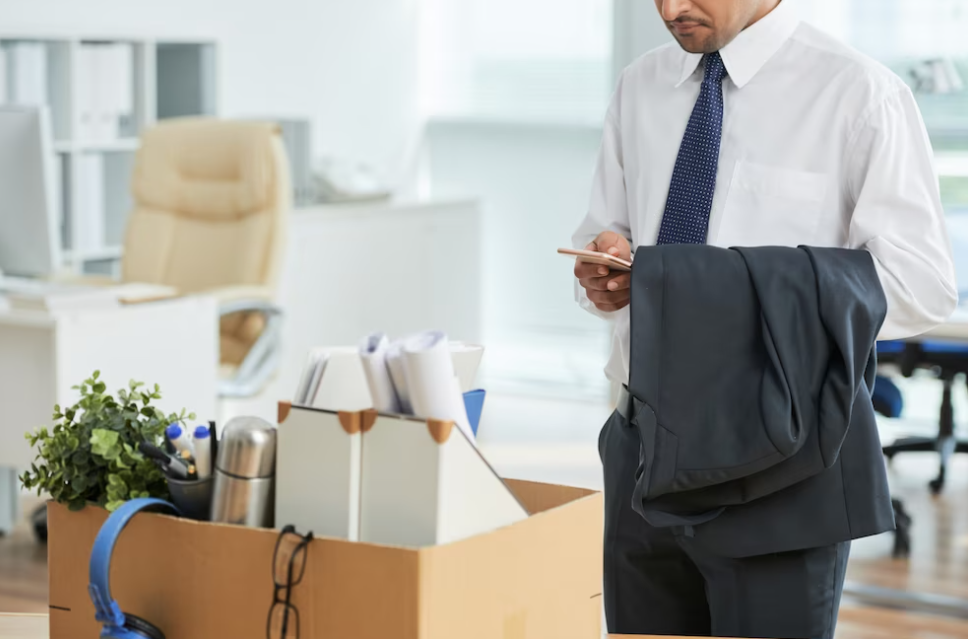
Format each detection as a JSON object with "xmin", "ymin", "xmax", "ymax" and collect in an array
[{"xmin": 48, "ymin": 481, "xmax": 603, "ymax": 639}]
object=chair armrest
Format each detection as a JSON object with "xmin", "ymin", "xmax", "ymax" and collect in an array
[
  {"xmin": 196, "ymin": 285, "xmax": 274, "ymax": 304},
  {"xmin": 194, "ymin": 286, "xmax": 281, "ymax": 317}
]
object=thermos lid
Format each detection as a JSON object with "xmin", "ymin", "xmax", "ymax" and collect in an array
[{"xmin": 216, "ymin": 416, "xmax": 277, "ymax": 479}]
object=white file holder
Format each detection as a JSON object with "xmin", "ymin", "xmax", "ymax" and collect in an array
[
  {"xmin": 308, "ymin": 346, "xmax": 373, "ymax": 412},
  {"xmin": 359, "ymin": 413, "xmax": 529, "ymax": 547},
  {"xmin": 275, "ymin": 405, "xmax": 376, "ymax": 540},
  {"xmin": 275, "ymin": 402, "xmax": 528, "ymax": 548}
]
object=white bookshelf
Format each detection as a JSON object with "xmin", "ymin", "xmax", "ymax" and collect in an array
[{"xmin": 0, "ymin": 35, "xmax": 218, "ymax": 276}]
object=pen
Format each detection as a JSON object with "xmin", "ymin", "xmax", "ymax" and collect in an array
[
  {"xmin": 139, "ymin": 442, "xmax": 190, "ymax": 471},
  {"xmin": 165, "ymin": 460, "xmax": 190, "ymax": 480},
  {"xmin": 149, "ymin": 456, "xmax": 189, "ymax": 480},
  {"xmin": 193, "ymin": 425, "xmax": 212, "ymax": 480},
  {"xmin": 208, "ymin": 420, "xmax": 218, "ymax": 472},
  {"xmin": 163, "ymin": 430, "xmax": 176, "ymax": 455},
  {"xmin": 165, "ymin": 424, "xmax": 195, "ymax": 457}
]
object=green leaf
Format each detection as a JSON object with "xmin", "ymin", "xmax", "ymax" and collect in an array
[
  {"xmin": 90, "ymin": 429, "xmax": 120, "ymax": 459},
  {"xmin": 71, "ymin": 474, "xmax": 88, "ymax": 492},
  {"xmin": 106, "ymin": 500, "xmax": 126, "ymax": 512},
  {"xmin": 68, "ymin": 498, "xmax": 86, "ymax": 511}
]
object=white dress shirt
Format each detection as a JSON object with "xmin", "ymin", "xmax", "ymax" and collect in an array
[{"xmin": 573, "ymin": 0, "xmax": 958, "ymax": 385}]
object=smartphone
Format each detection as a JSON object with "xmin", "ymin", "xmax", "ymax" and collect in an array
[{"xmin": 558, "ymin": 248, "xmax": 632, "ymax": 272}]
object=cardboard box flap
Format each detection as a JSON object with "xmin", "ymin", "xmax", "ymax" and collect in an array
[{"xmin": 504, "ymin": 479, "xmax": 597, "ymax": 515}]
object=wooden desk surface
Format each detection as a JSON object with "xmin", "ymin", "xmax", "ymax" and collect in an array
[
  {"xmin": 0, "ymin": 614, "xmax": 48, "ymax": 639},
  {"xmin": 0, "ymin": 617, "xmax": 664, "ymax": 639},
  {"xmin": 0, "ymin": 615, "xmax": 694, "ymax": 639}
]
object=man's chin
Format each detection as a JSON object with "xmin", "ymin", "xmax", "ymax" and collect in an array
[{"xmin": 671, "ymin": 31, "xmax": 719, "ymax": 55}]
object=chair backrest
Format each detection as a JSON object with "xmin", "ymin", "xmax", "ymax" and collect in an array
[{"xmin": 122, "ymin": 118, "xmax": 291, "ymax": 294}]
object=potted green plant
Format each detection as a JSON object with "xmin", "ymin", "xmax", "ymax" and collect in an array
[{"xmin": 20, "ymin": 370, "xmax": 195, "ymax": 512}]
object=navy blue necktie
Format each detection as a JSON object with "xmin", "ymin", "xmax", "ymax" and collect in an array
[{"xmin": 656, "ymin": 52, "xmax": 728, "ymax": 245}]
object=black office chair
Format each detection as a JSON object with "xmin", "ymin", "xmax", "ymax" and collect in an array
[
  {"xmin": 871, "ymin": 374, "xmax": 912, "ymax": 558},
  {"xmin": 879, "ymin": 340, "xmax": 968, "ymax": 494}
]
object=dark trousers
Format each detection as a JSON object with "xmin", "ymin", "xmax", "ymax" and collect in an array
[{"xmin": 600, "ymin": 410, "xmax": 850, "ymax": 639}]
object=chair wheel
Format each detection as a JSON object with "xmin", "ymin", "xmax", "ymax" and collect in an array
[{"xmin": 929, "ymin": 478, "xmax": 944, "ymax": 495}]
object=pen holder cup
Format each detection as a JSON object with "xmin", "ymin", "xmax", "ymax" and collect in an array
[{"xmin": 167, "ymin": 477, "xmax": 214, "ymax": 521}]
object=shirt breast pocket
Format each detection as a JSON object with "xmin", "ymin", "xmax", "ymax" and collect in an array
[{"xmin": 714, "ymin": 161, "xmax": 830, "ymax": 248}]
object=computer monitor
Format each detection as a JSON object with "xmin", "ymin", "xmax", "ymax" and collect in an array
[{"xmin": 0, "ymin": 105, "xmax": 60, "ymax": 278}]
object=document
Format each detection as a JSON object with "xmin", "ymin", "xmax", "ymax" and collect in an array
[
  {"xmin": 385, "ymin": 337, "xmax": 414, "ymax": 414},
  {"xmin": 402, "ymin": 331, "xmax": 474, "ymax": 441},
  {"xmin": 293, "ymin": 349, "xmax": 330, "ymax": 406},
  {"xmin": 359, "ymin": 332, "xmax": 401, "ymax": 413}
]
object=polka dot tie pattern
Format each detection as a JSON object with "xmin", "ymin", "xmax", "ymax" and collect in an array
[{"xmin": 656, "ymin": 52, "xmax": 728, "ymax": 246}]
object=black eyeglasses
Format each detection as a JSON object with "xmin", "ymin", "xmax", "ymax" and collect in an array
[{"xmin": 267, "ymin": 525, "xmax": 313, "ymax": 639}]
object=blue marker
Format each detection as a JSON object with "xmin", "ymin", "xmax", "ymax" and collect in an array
[{"xmin": 165, "ymin": 424, "xmax": 194, "ymax": 457}]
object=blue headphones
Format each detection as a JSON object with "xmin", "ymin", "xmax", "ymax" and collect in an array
[{"xmin": 88, "ymin": 498, "xmax": 180, "ymax": 639}]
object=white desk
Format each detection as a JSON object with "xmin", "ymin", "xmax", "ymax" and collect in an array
[{"xmin": 0, "ymin": 295, "xmax": 218, "ymax": 532}]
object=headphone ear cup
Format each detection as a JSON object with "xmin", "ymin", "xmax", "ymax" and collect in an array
[{"xmin": 123, "ymin": 613, "xmax": 166, "ymax": 639}]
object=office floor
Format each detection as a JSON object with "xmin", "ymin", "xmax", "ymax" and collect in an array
[{"xmin": 4, "ymin": 382, "xmax": 968, "ymax": 638}]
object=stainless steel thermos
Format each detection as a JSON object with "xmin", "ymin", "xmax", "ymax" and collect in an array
[{"xmin": 210, "ymin": 416, "xmax": 276, "ymax": 527}]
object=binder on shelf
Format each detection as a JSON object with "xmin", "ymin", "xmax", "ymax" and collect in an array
[
  {"xmin": 78, "ymin": 43, "xmax": 134, "ymax": 142},
  {"xmin": 276, "ymin": 404, "xmax": 528, "ymax": 548},
  {"xmin": 77, "ymin": 45, "xmax": 97, "ymax": 141},
  {"xmin": 7, "ymin": 42, "xmax": 48, "ymax": 106},
  {"xmin": 94, "ymin": 45, "xmax": 112, "ymax": 141},
  {"xmin": 113, "ymin": 43, "xmax": 134, "ymax": 137},
  {"xmin": 76, "ymin": 153, "xmax": 105, "ymax": 253},
  {"xmin": 0, "ymin": 47, "xmax": 7, "ymax": 104}
]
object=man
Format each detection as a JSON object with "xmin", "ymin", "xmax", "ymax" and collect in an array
[{"xmin": 572, "ymin": 1, "xmax": 957, "ymax": 637}]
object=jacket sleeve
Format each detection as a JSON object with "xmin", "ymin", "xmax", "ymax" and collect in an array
[{"xmin": 844, "ymin": 84, "xmax": 958, "ymax": 340}]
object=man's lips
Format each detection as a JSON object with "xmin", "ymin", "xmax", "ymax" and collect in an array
[{"xmin": 670, "ymin": 21, "xmax": 705, "ymax": 35}]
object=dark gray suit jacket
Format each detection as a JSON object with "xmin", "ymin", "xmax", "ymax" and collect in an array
[{"xmin": 628, "ymin": 245, "xmax": 895, "ymax": 557}]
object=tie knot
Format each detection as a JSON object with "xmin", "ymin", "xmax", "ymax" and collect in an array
[{"xmin": 703, "ymin": 52, "xmax": 727, "ymax": 84}]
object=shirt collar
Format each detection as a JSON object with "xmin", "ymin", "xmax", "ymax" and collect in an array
[{"xmin": 674, "ymin": 0, "xmax": 800, "ymax": 89}]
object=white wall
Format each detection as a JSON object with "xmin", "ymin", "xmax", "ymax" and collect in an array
[
  {"xmin": 612, "ymin": 0, "xmax": 671, "ymax": 80},
  {"xmin": 422, "ymin": 120, "xmax": 613, "ymax": 400},
  {"xmin": 0, "ymin": 0, "xmax": 422, "ymax": 186}
]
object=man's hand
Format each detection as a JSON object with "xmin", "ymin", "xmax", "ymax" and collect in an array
[{"xmin": 575, "ymin": 231, "xmax": 632, "ymax": 312}]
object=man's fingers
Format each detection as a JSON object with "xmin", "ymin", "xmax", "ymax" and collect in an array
[
  {"xmin": 575, "ymin": 261, "xmax": 610, "ymax": 279},
  {"xmin": 605, "ymin": 272, "xmax": 631, "ymax": 292},
  {"xmin": 595, "ymin": 232, "xmax": 632, "ymax": 261},
  {"xmin": 586, "ymin": 289, "xmax": 630, "ymax": 306},
  {"xmin": 580, "ymin": 272, "xmax": 630, "ymax": 292}
]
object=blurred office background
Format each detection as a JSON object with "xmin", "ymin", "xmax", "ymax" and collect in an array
[{"xmin": 1, "ymin": 0, "xmax": 968, "ymax": 634}]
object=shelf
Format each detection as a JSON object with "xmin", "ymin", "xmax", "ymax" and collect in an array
[
  {"xmin": 53, "ymin": 139, "xmax": 140, "ymax": 153},
  {"xmin": 63, "ymin": 246, "xmax": 124, "ymax": 262}
]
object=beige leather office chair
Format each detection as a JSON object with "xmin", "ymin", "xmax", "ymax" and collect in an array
[{"xmin": 123, "ymin": 118, "xmax": 291, "ymax": 397}]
